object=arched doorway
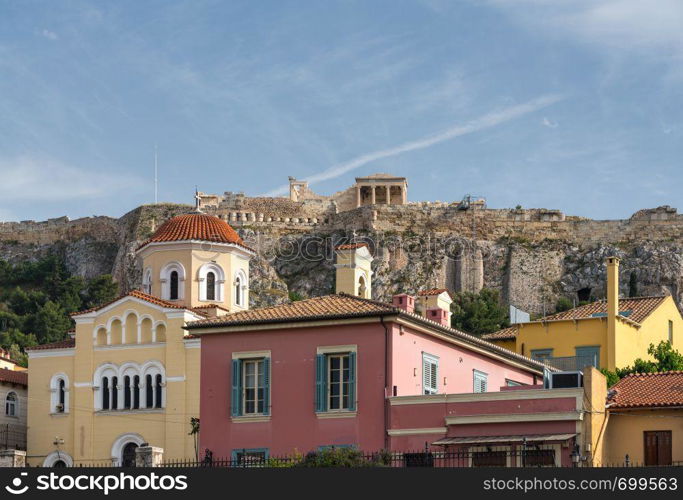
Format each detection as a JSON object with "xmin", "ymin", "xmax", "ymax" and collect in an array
[
  {"xmin": 53, "ymin": 460, "xmax": 67, "ymax": 468},
  {"xmin": 121, "ymin": 442, "xmax": 139, "ymax": 467}
]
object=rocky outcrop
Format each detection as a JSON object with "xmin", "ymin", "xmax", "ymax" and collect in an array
[{"xmin": 0, "ymin": 204, "xmax": 681, "ymax": 314}]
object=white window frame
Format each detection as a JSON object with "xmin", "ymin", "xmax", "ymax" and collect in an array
[
  {"xmin": 198, "ymin": 262, "xmax": 225, "ymax": 302},
  {"xmin": 5, "ymin": 391, "xmax": 17, "ymax": 417},
  {"xmin": 242, "ymin": 358, "xmax": 265, "ymax": 415},
  {"xmin": 422, "ymin": 353, "xmax": 439, "ymax": 395},
  {"xmin": 473, "ymin": 370, "xmax": 488, "ymax": 393},
  {"xmin": 142, "ymin": 268, "xmax": 152, "ymax": 295},
  {"xmin": 159, "ymin": 262, "xmax": 186, "ymax": 301},
  {"xmin": 327, "ymin": 353, "xmax": 352, "ymax": 411},
  {"xmin": 50, "ymin": 373, "xmax": 70, "ymax": 414},
  {"xmin": 233, "ymin": 269, "xmax": 248, "ymax": 308}
]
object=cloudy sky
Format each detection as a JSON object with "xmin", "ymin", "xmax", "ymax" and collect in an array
[{"xmin": 0, "ymin": 0, "xmax": 681, "ymax": 221}]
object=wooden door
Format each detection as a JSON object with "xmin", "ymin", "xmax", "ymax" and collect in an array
[{"xmin": 644, "ymin": 431, "xmax": 672, "ymax": 466}]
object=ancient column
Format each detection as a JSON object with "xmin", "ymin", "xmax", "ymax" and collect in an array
[
  {"xmin": 371, "ymin": 186, "xmax": 376, "ymax": 205},
  {"xmin": 355, "ymin": 185, "xmax": 361, "ymax": 208}
]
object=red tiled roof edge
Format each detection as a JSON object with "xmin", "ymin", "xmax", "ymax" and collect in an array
[
  {"xmin": 0, "ymin": 369, "xmax": 28, "ymax": 386},
  {"xmin": 71, "ymin": 290, "xmax": 186, "ymax": 316},
  {"xmin": 25, "ymin": 339, "xmax": 76, "ymax": 351}
]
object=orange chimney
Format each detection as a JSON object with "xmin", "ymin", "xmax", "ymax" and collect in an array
[
  {"xmin": 392, "ymin": 294, "xmax": 415, "ymax": 313},
  {"xmin": 426, "ymin": 308, "xmax": 450, "ymax": 326}
]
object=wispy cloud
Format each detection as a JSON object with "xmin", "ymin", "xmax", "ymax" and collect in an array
[
  {"xmin": 41, "ymin": 29, "xmax": 59, "ymax": 41},
  {"xmin": 0, "ymin": 156, "xmax": 142, "ymax": 203},
  {"xmin": 542, "ymin": 117, "xmax": 558, "ymax": 128},
  {"xmin": 264, "ymin": 94, "xmax": 565, "ymax": 195}
]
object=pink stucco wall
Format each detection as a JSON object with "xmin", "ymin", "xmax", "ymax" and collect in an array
[
  {"xmin": 199, "ymin": 322, "xmax": 388, "ymax": 457},
  {"xmin": 388, "ymin": 323, "xmax": 537, "ymax": 396},
  {"xmin": 199, "ymin": 319, "xmax": 544, "ymax": 457}
]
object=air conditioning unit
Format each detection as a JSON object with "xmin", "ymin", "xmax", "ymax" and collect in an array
[{"xmin": 549, "ymin": 371, "xmax": 583, "ymax": 389}]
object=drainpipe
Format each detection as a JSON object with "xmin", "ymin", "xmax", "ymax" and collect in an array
[
  {"xmin": 606, "ymin": 257, "xmax": 620, "ymax": 371},
  {"xmin": 381, "ymin": 316, "xmax": 390, "ymax": 451}
]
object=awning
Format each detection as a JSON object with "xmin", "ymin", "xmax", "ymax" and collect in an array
[{"xmin": 432, "ymin": 433, "xmax": 577, "ymax": 446}]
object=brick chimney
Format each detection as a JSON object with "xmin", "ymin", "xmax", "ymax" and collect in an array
[
  {"xmin": 606, "ymin": 256, "xmax": 620, "ymax": 370},
  {"xmin": 426, "ymin": 308, "xmax": 450, "ymax": 326},
  {"xmin": 392, "ymin": 294, "xmax": 415, "ymax": 313}
]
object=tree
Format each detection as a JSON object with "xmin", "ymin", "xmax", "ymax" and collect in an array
[
  {"xmin": 83, "ymin": 275, "xmax": 118, "ymax": 309},
  {"xmin": 30, "ymin": 301, "xmax": 73, "ymax": 343},
  {"xmin": 628, "ymin": 271, "xmax": 639, "ymax": 298},
  {"xmin": 450, "ymin": 288, "xmax": 509, "ymax": 335},
  {"xmin": 555, "ymin": 297, "xmax": 573, "ymax": 312},
  {"xmin": 601, "ymin": 341, "xmax": 683, "ymax": 386}
]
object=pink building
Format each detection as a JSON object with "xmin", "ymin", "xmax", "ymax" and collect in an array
[{"xmin": 188, "ymin": 293, "xmax": 548, "ymax": 461}]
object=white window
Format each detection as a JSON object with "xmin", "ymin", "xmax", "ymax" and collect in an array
[
  {"xmin": 328, "ymin": 353, "xmax": 352, "ymax": 410},
  {"xmin": 234, "ymin": 269, "xmax": 247, "ymax": 307},
  {"xmin": 243, "ymin": 359, "xmax": 266, "ymax": 415},
  {"xmin": 50, "ymin": 374, "xmax": 69, "ymax": 413},
  {"xmin": 142, "ymin": 268, "xmax": 152, "ymax": 295},
  {"xmin": 160, "ymin": 262, "xmax": 185, "ymax": 301},
  {"xmin": 94, "ymin": 362, "xmax": 165, "ymax": 411},
  {"xmin": 5, "ymin": 392, "xmax": 17, "ymax": 417},
  {"xmin": 422, "ymin": 353, "xmax": 438, "ymax": 395},
  {"xmin": 198, "ymin": 262, "xmax": 225, "ymax": 302},
  {"xmin": 473, "ymin": 370, "xmax": 488, "ymax": 393}
]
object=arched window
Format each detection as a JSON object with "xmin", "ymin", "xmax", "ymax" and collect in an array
[
  {"xmin": 112, "ymin": 376, "xmax": 119, "ymax": 409},
  {"xmin": 58, "ymin": 379, "xmax": 65, "ymax": 411},
  {"xmin": 358, "ymin": 275, "xmax": 366, "ymax": 297},
  {"xmin": 155, "ymin": 374, "xmax": 163, "ymax": 408},
  {"xmin": 146, "ymin": 374, "xmax": 153, "ymax": 408},
  {"xmin": 102, "ymin": 377, "xmax": 110, "ymax": 410},
  {"xmin": 142, "ymin": 268, "xmax": 152, "ymax": 295},
  {"xmin": 235, "ymin": 276, "xmax": 242, "ymax": 305},
  {"xmin": 133, "ymin": 376, "xmax": 140, "ymax": 410},
  {"xmin": 5, "ymin": 392, "xmax": 17, "ymax": 417},
  {"xmin": 206, "ymin": 272, "xmax": 216, "ymax": 301},
  {"xmin": 124, "ymin": 375, "xmax": 131, "ymax": 409},
  {"xmin": 170, "ymin": 271, "xmax": 179, "ymax": 300},
  {"xmin": 50, "ymin": 374, "xmax": 69, "ymax": 413}
]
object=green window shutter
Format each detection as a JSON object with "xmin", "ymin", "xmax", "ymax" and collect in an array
[
  {"xmin": 315, "ymin": 354, "xmax": 327, "ymax": 412},
  {"xmin": 262, "ymin": 357, "xmax": 271, "ymax": 416},
  {"xmin": 231, "ymin": 359, "xmax": 242, "ymax": 417},
  {"xmin": 348, "ymin": 352, "xmax": 357, "ymax": 411}
]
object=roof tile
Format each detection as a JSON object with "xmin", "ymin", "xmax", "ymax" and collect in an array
[
  {"xmin": 608, "ymin": 371, "xmax": 683, "ymax": 409},
  {"xmin": 0, "ymin": 369, "xmax": 28, "ymax": 386}
]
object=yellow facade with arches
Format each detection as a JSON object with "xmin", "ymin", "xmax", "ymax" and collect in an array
[{"xmin": 26, "ymin": 213, "xmax": 254, "ymax": 466}]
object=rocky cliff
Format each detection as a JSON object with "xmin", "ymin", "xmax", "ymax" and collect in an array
[{"xmin": 1, "ymin": 203, "xmax": 681, "ymax": 315}]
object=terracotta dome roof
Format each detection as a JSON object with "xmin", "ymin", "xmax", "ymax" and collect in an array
[{"xmin": 138, "ymin": 213, "xmax": 250, "ymax": 251}]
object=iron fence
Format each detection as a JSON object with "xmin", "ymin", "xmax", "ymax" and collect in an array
[
  {"xmin": 542, "ymin": 355, "xmax": 597, "ymax": 371},
  {"xmin": 0, "ymin": 424, "xmax": 26, "ymax": 450}
]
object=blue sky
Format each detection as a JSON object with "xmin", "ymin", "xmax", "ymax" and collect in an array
[{"xmin": 0, "ymin": 0, "xmax": 681, "ymax": 222}]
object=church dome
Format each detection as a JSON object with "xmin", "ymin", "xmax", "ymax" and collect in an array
[{"xmin": 138, "ymin": 213, "xmax": 247, "ymax": 250}]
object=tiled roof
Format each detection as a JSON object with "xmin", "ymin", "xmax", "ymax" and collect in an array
[
  {"xmin": 335, "ymin": 243, "xmax": 369, "ymax": 250},
  {"xmin": 608, "ymin": 371, "xmax": 683, "ymax": 409},
  {"xmin": 0, "ymin": 369, "xmax": 28, "ymax": 386},
  {"xmin": 540, "ymin": 296, "xmax": 668, "ymax": 324},
  {"xmin": 186, "ymin": 293, "xmax": 549, "ymax": 373},
  {"xmin": 187, "ymin": 294, "xmax": 395, "ymax": 327},
  {"xmin": 482, "ymin": 326, "xmax": 519, "ymax": 341},
  {"xmin": 137, "ymin": 213, "xmax": 252, "ymax": 251},
  {"xmin": 71, "ymin": 290, "xmax": 185, "ymax": 316},
  {"xmin": 26, "ymin": 339, "xmax": 76, "ymax": 351},
  {"xmin": 418, "ymin": 288, "xmax": 450, "ymax": 296}
]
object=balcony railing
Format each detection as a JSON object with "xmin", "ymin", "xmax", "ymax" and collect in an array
[{"xmin": 541, "ymin": 355, "xmax": 598, "ymax": 371}]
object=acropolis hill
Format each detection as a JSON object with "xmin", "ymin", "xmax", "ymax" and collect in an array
[{"xmin": 1, "ymin": 173, "xmax": 682, "ymax": 315}]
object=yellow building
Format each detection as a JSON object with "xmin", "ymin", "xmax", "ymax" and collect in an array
[
  {"xmin": 483, "ymin": 257, "xmax": 683, "ymax": 371},
  {"xmin": 26, "ymin": 212, "xmax": 254, "ymax": 466},
  {"xmin": 602, "ymin": 371, "xmax": 683, "ymax": 466}
]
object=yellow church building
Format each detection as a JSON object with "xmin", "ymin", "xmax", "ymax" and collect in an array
[
  {"xmin": 483, "ymin": 257, "xmax": 683, "ymax": 372},
  {"xmin": 26, "ymin": 212, "xmax": 254, "ymax": 466}
]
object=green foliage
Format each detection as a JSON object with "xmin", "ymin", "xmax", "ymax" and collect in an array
[
  {"xmin": 628, "ymin": 271, "xmax": 639, "ymax": 298},
  {"xmin": 296, "ymin": 447, "xmax": 389, "ymax": 467},
  {"xmin": 601, "ymin": 341, "xmax": 683, "ymax": 386},
  {"xmin": 288, "ymin": 291, "xmax": 305, "ymax": 302},
  {"xmin": 555, "ymin": 297, "xmax": 573, "ymax": 312},
  {"xmin": 450, "ymin": 288, "xmax": 510, "ymax": 335},
  {"xmin": 83, "ymin": 274, "xmax": 118, "ymax": 309},
  {"xmin": 0, "ymin": 256, "xmax": 120, "ymax": 362}
]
